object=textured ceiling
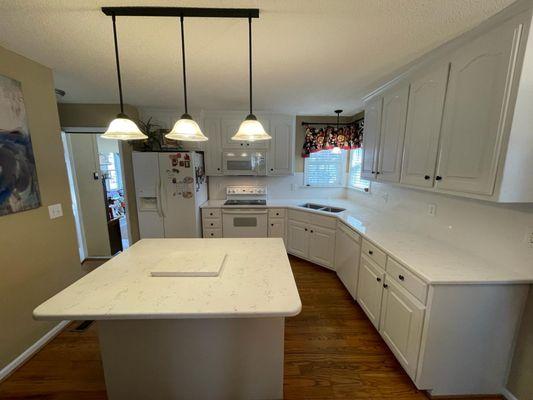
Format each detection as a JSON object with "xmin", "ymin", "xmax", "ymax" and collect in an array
[{"xmin": 0, "ymin": 0, "xmax": 515, "ymax": 115}]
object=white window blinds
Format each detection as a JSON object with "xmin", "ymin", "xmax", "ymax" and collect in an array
[
  {"xmin": 304, "ymin": 150, "xmax": 345, "ymax": 187},
  {"xmin": 348, "ymin": 148, "xmax": 370, "ymax": 191}
]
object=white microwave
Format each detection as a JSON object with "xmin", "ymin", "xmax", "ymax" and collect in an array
[{"xmin": 222, "ymin": 151, "xmax": 267, "ymax": 175}]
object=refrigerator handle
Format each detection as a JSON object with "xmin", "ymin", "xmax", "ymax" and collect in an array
[{"xmin": 156, "ymin": 176, "xmax": 164, "ymax": 218}]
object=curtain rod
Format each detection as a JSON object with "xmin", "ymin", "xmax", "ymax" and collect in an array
[{"xmin": 301, "ymin": 117, "xmax": 363, "ymax": 127}]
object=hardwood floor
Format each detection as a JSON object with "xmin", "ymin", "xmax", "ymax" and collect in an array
[{"xmin": 0, "ymin": 256, "xmax": 500, "ymax": 399}]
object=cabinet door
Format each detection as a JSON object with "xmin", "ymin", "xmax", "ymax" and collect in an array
[
  {"xmin": 268, "ymin": 218, "xmax": 286, "ymax": 246},
  {"xmin": 267, "ymin": 117, "xmax": 294, "ymax": 175},
  {"xmin": 308, "ymin": 225, "xmax": 336, "ymax": 269},
  {"xmin": 203, "ymin": 118, "xmax": 223, "ymax": 176},
  {"xmin": 356, "ymin": 255, "xmax": 385, "ymax": 329},
  {"xmin": 334, "ymin": 226, "xmax": 361, "ymax": 300},
  {"xmin": 361, "ymin": 97, "xmax": 382, "ymax": 180},
  {"xmin": 221, "ymin": 116, "xmax": 270, "ymax": 149},
  {"xmin": 377, "ymin": 85, "xmax": 409, "ymax": 182},
  {"xmin": 379, "ymin": 277, "xmax": 425, "ymax": 380},
  {"xmin": 436, "ymin": 20, "xmax": 522, "ymax": 195},
  {"xmin": 401, "ymin": 64, "xmax": 449, "ymax": 188},
  {"xmin": 287, "ymin": 219, "xmax": 309, "ymax": 258}
]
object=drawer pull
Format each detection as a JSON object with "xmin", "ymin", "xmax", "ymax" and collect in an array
[
  {"xmin": 304, "ymin": 228, "xmax": 308, "ymax": 231},
  {"xmin": 210, "ymin": 223, "xmax": 214, "ymax": 226},
  {"xmin": 271, "ymin": 223, "xmax": 274, "ymax": 227},
  {"xmin": 276, "ymin": 213, "xmax": 279, "ymax": 216},
  {"xmin": 398, "ymin": 274, "xmax": 405, "ymax": 281},
  {"xmin": 436, "ymin": 176, "xmax": 442, "ymax": 181},
  {"xmin": 424, "ymin": 175, "xmax": 430, "ymax": 180},
  {"xmin": 310, "ymin": 230, "xmax": 314, "ymax": 233},
  {"xmin": 383, "ymin": 283, "xmax": 388, "ymax": 289},
  {"xmin": 376, "ymin": 277, "xmax": 381, "ymax": 282},
  {"xmin": 368, "ymin": 250, "xmax": 373, "ymax": 255},
  {"xmin": 210, "ymin": 233, "xmax": 214, "ymax": 236},
  {"xmin": 209, "ymin": 213, "xmax": 213, "ymax": 216}
]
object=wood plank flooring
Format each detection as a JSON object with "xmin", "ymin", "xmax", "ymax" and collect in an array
[{"xmin": 0, "ymin": 256, "xmax": 501, "ymax": 399}]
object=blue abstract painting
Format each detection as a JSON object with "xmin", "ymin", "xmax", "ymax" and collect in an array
[{"xmin": 0, "ymin": 74, "xmax": 41, "ymax": 216}]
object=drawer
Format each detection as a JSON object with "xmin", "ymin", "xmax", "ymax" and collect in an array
[
  {"xmin": 361, "ymin": 239, "xmax": 387, "ymax": 268},
  {"xmin": 203, "ymin": 218, "xmax": 221, "ymax": 229},
  {"xmin": 203, "ymin": 228, "xmax": 222, "ymax": 238},
  {"xmin": 287, "ymin": 209, "xmax": 309, "ymax": 223},
  {"xmin": 203, "ymin": 208, "xmax": 221, "ymax": 219},
  {"xmin": 268, "ymin": 208, "xmax": 286, "ymax": 218},
  {"xmin": 386, "ymin": 257, "xmax": 428, "ymax": 304},
  {"xmin": 310, "ymin": 213, "xmax": 337, "ymax": 229}
]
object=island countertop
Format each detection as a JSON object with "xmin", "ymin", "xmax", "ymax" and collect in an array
[{"xmin": 34, "ymin": 238, "xmax": 302, "ymax": 321}]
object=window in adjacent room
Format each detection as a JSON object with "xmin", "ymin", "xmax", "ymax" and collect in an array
[
  {"xmin": 347, "ymin": 148, "xmax": 370, "ymax": 191},
  {"xmin": 304, "ymin": 149, "xmax": 346, "ymax": 187}
]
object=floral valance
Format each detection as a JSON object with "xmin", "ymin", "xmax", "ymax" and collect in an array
[{"xmin": 301, "ymin": 119, "xmax": 364, "ymax": 158}]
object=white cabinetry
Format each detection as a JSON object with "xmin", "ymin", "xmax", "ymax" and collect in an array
[
  {"xmin": 268, "ymin": 208, "xmax": 287, "ymax": 246},
  {"xmin": 334, "ymin": 223, "xmax": 361, "ymax": 299},
  {"xmin": 221, "ymin": 117, "xmax": 269, "ymax": 149},
  {"xmin": 361, "ymin": 97, "xmax": 382, "ymax": 180},
  {"xmin": 267, "ymin": 116, "xmax": 294, "ymax": 175},
  {"xmin": 377, "ymin": 85, "xmax": 410, "ymax": 182},
  {"xmin": 287, "ymin": 219, "xmax": 308, "ymax": 258},
  {"xmin": 356, "ymin": 255, "xmax": 386, "ymax": 328},
  {"xmin": 308, "ymin": 225, "xmax": 336, "ymax": 268},
  {"xmin": 203, "ymin": 118, "xmax": 223, "ymax": 176},
  {"xmin": 401, "ymin": 64, "xmax": 449, "ymax": 188}
]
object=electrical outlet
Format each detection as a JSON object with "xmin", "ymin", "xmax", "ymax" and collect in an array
[
  {"xmin": 427, "ymin": 204, "xmax": 437, "ymax": 217},
  {"xmin": 525, "ymin": 228, "xmax": 533, "ymax": 247},
  {"xmin": 48, "ymin": 203, "xmax": 63, "ymax": 219}
]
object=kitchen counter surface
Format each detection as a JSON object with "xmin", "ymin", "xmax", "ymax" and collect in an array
[
  {"xmin": 34, "ymin": 238, "xmax": 301, "ymax": 320},
  {"xmin": 201, "ymin": 198, "xmax": 533, "ymax": 285}
]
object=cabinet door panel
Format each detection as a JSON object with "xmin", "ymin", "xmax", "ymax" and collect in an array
[
  {"xmin": 308, "ymin": 225, "xmax": 336, "ymax": 269},
  {"xmin": 221, "ymin": 118, "xmax": 244, "ymax": 149},
  {"xmin": 268, "ymin": 218, "xmax": 286, "ymax": 246},
  {"xmin": 361, "ymin": 97, "xmax": 382, "ymax": 180},
  {"xmin": 287, "ymin": 220, "xmax": 308, "ymax": 258},
  {"xmin": 356, "ymin": 255, "xmax": 385, "ymax": 329},
  {"xmin": 401, "ymin": 64, "xmax": 449, "ymax": 187},
  {"xmin": 436, "ymin": 21, "xmax": 522, "ymax": 195},
  {"xmin": 335, "ymin": 226, "xmax": 361, "ymax": 299},
  {"xmin": 267, "ymin": 117, "xmax": 293, "ymax": 175},
  {"xmin": 378, "ymin": 85, "xmax": 409, "ymax": 182},
  {"xmin": 203, "ymin": 118, "xmax": 223, "ymax": 175},
  {"xmin": 379, "ymin": 278, "xmax": 425, "ymax": 380}
]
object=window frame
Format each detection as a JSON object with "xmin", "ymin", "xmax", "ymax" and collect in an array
[
  {"xmin": 347, "ymin": 147, "xmax": 371, "ymax": 193},
  {"xmin": 303, "ymin": 149, "xmax": 348, "ymax": 188}
]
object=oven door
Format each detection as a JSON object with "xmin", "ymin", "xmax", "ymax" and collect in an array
[
  {"xmin": 222, "ymin": 209, "xmax": 268, "ymax": 238},
  {"xmin": 222, "ymin": 151, "xmax": 266, "ymax": 176}
]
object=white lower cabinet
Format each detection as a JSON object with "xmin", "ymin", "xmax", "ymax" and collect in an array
[
  {"xmin": 334, "ymin": 223, "xmax": 361, "ymax": 299},
  {"xmin": 379, "ymin": 277, "xmax": 425, "ymax": 380},
  {"xmin": 356, "ymin": 255, "xmax": 386, "ymax": 329},
  {"xmin": 287, "ymin": 219, "xmax": 336, "ymax": 269},
  {"xmin": 268, "ymin": 218, "xmax": 286, "ymax": 246}
]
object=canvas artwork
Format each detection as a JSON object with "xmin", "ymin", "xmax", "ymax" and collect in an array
[{"xmin": 0, "ymin": 74, "xmax": 41, "ymax": 216}]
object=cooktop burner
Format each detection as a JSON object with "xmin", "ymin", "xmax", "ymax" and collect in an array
[{"xmin": 224, "ymin": 199, "xmax": 267, "ymax": 206}]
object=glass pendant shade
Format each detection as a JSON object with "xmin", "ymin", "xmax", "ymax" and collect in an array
[
  {"xmin": 166, "ymin": 113, "xmax": 208, "ymax": 141},
  {"xmin": 232, "ymin": 114, "xmax": 271, "ymax": 142},
  {"xmin": 101, "ymin": 115, "xmax": 148, "ymax": 140}
]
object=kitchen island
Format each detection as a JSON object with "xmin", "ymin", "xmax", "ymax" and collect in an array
[{"xmin": 34, "ymin": 238, "xmax": 301, "ymax": 400}]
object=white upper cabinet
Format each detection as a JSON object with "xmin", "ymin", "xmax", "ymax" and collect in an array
[
  {"xmin": 203, "ymin": 118, "xmax": 223, "ymax": 176},
  {"xmin": 361, "ymin": 97, "xmax": 382, "ymax": 180},
  {"xmin": 267, "ymin": 116, "xmax": 294, "ymax": 175},
  {"xmin": 435, "ymin": 19, "xmax": 522, "ymax": 195},
  {"xmin": 401, "ymin": 64, "xmax": 449, "ymax": 188}
]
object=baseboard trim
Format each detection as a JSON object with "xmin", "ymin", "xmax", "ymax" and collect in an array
[
  {"xmin": 0, "ymin": 320, "xmax": 70, "ymax": 382},
  {"xmin": 502, "ymin": 388, "xmax": 519, "ymax": 400}
]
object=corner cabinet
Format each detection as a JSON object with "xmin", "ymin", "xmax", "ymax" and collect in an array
[{"xmin": 361, "ymin": 97, "xmax": 382, "ymax": 180}]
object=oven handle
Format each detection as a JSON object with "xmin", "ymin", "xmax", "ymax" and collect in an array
[{"xmin": 222, "ymin": 209, "xmax": 268, "ymax": 215}]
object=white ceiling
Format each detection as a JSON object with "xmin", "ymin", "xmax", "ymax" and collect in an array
[{"xmin": 0, "ymin": 0, "xmax": 515, "ymax": 115}]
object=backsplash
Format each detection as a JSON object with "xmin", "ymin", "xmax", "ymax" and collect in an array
[
  {"xmin": 347, "ymin": 182, "xmax": 533, "ymax": 268},
  {"xmin": 208, "ymin": 173, "xmax": 346, "ymax": 200}
]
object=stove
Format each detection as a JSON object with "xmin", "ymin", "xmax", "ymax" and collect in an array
[
  {"xmin": 222, "ymin": 186, "xmax": 269, "ymax": 238},
  {"xmin": 224, "ymin": 199, "xmax": 267, "ymax": 206}
]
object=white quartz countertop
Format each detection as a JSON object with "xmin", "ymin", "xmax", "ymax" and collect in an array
[
  {"xmin": 34, "ymin": 238, "xmax": 302, "ymax": 321},
  {"xmin": 201, "ymin": 199, "xmax": 533, "ymax": 285}
]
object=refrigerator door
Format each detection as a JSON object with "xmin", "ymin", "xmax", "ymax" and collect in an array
[
  {"xmin": 159, "ymin": 152, "xmax": 200, "ymax": 238},
  {"xmin": 132, "ymin": 152, "xmax": 165, "ymax": 238}
]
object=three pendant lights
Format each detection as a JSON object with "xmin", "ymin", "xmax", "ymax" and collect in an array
[{"xmin": 101, "ymin": 8, "xmax": 270, "ymax": 143}]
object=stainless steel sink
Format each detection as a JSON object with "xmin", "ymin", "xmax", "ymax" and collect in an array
[{"xmin": 299, "ymin": 203, "xmax": 346, "ymax": 213}]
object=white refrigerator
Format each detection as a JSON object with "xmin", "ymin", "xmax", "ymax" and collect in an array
[{"xmin": 132, "ymin": 151, "xmax": 207, "ymax": 238}]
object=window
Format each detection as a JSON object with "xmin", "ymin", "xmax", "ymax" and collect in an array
[
  {"xmin": 348, "ymin": 148, "xmax": 370, "ymax": 191},
  {"xmin": 304, "ymin": 149, "xmax": 346, "ymax": 187}
]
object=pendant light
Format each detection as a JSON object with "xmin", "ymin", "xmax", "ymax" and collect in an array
[
  {"xmin": 232, "ymin": 17, "xmax": 271, "ymax": 142},
  {"xmin": 166, "ymin": 16, "xmax": 208, "ymax": 142},
  {"xmin": 331, "ymin": 110, "xmax": 343, "ymax": 154},
  {"xmin": 102, "ymin": 14, "xmax": 147, "ymax": 141}
]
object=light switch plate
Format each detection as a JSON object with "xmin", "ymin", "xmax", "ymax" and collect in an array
[
  {"xmin": 48, "ymin": 203, "xmax": 63, "ymax": 219},
  {"xmin": 427, "ymin": 204, "xmax": 437, "ymax": 217}
]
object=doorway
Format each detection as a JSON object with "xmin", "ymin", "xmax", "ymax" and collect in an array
[{"xmin": 62, "ymin": 131, "xmax": 131, "ymax": 261}]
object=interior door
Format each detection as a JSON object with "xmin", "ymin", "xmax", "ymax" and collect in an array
[
  {"xmin": 356, "ymin": 255, "xmax": 385, "ymax": 329},
  {"xmin": 361, "ymin": 97, "xmax": 382, "ymax": 180},
  {"xmin": 308, "ymin": 225, "xmax": 336, "ymax": 269},
  {"xmin": 287, "ymin": 219, "xmax": 309, "ymax": 258},
  {"xmin": 435, "ymin": 20, "xmax": 522, "ymax": 195},
  {"xmin": 401, "ymin": 64, "xmax": 449, "ymax": 188},
  {"xmin": 379, "ymin": 277, "xmax": 425, "ymax": 380},
  {"xmin": 377, "ymin": 85, "xmax": 409, "ymax": 182},
  {"xmin": 334, "ymin": 225, "xmax": 361, "ymax": 299}
]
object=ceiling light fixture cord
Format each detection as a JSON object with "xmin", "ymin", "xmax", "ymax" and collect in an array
[
  {"xmin": 111, "ymin": 14, "xmax": 124, "ymax": 115},
  {"xmin": 180, "ymin": 15, "xmax": 188, "ymax": 115},
  {"xmin": 248, "ymin": 16, "xmax": 252, "ymax": 115}
]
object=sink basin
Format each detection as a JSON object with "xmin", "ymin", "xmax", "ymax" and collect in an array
[{"xmin": 298, "ymin": 203, "xmax": 346, "ymax": 213}]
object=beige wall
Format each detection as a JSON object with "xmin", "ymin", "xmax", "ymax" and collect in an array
[
  {"xmin": 0, "ymin": 46, "xmax": 82, "ymax": 370},
  {"xmin": 507, "ymin": 289, "xmax": 533, "ymax": 399},
  {"xmin": 294, "ymin": 112, "xmax": 364, "ymax": 172},
  {"xmin": 58, "ymin": 103, "xmax": 140, "ymax": 244}
]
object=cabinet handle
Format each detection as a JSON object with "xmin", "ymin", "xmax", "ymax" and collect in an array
[
  {"xmin": 435, "ymin": 176, "xmax": 442, "ymax": 181},
  {"xmin": 210, "ymin": 223, "xmax": 214, "ymax": 226},
  {"xmin": 246, "ymin": 143, "xmax": 250, "ymax": 146},
  {"xmin": 368, "ymin": 250, "xmax": 373, "ymax": 255},
  {"xmin": 240, "ymin": 143, "xmax": 244, "ymax": 146},
  {"xmin": 276, "ymin": 213, "xmax": 279, "ymax": 216},
  {"xmin": 372, "ymin": 170, "xmax": 375, "ymax": 174},
  {"xmin": 376, "ymin": 277, "xmax": 381, "ymax": 282},
  {"xmin": 217, "ymin": 168, "xmax": 221, "ymax": 171},
  {"xmin": 424, "ymin": 175, "xmax": 430, "ymax": 180},
  {"xmin": 383, "ymin": 283, "xmax": 388, "ymax": 289},
  {"xmin": 376, "ymin": 171, "xmax": 380, "ymax": 175},
  {"xmin": 310, "ymin": 230, "xmax": 314, "ymax": 233},
  {"xmin": 304, "ymin": 228, "xmax": 308, "ymax": 231},
  {"xmin": 271, "ymin": 224, "xmax": 274, "ymax": 227},
  {"xmin": 398, "ymin": 274, "xmax": 405, "ymax": 281},
  {"xmin": 270, "ymin": 168, "xmax": 274, "ymax": 171}
]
